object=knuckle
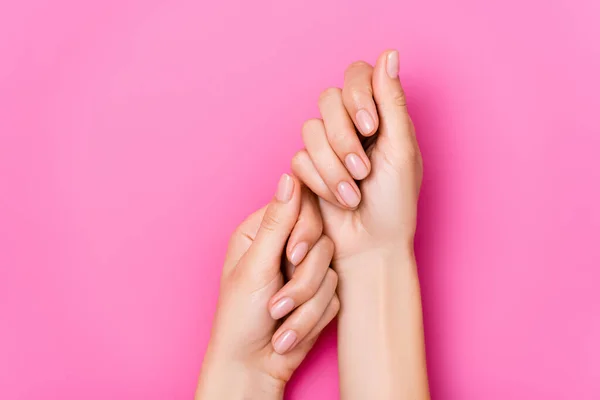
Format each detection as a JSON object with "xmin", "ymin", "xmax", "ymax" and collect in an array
[
  {"xmin": 230, "ymin": 225, "xmax": 245, "ymax": 243},
  {"xmin": 297, "ymin": 213, "xmax": 323, "ymax": 240},
  {"xmin": 330, "ymin": 296, "xmax": 341, "ymax": 313},
  {"xmin": 348, "ymin": 87, "xmax": 372, "ymax": 104},
  {"xmin": 301, "ymin": 118, "xmax": 323, "ymax": 141},
  {"xmin": 299, "ymin": 306, "xmax": 322, "ymax": 325},
  {"xmin": 326, "ymin": 268, "xmax": 339, "ymax": 287},
  {"xmin": 326, "ymin": 127, "xmax": 347, "ymax": 148},
  {"xmin": 392, "ymin": 89, "xmax": 407, "ymax": 108},
  {"xmin": 319, "ymin": 235, "xmax": 335, "ymax": 256},
  {"xmin": 291, "ymin": 148, "xmax": 307, "ymax": 164},
  {"xmin": 314, "ymin": 217, "xmax": 324, "ymax": 237},
  {"xmin": 291, "ymin": 149, "xmax": 308, "ymax": 170},
  {"xmin": 345, "ymin": 60, "xmax": 372, "ymax": 75},
  {"xmin": 231, "ymin": 224, "xmax": 243, "ymax": 239},
  {"xmin": 318, "ymin": 87, "xmax": 342, "ymax": 105},
  {"xmin": 229, "ymin": 222, "xmax": 253, "ymax": 246},
  {"xmin": 260, "ymin": 209, "xmax": 281, "ymax": 233},
  {"xmin": 303, "ymin": 335, "xmax": 318, "ymax": 349},
  {"xmin": 295, "ymin": 280, "xmax": 317, "ymax": 300}
]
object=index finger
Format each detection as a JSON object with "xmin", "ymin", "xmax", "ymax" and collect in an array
[
  {"xmin": 342, "ymin": 61, "xmax": 379, "ymax": 137},
  {"xmin": 285, "ymin": 184, "xmax": 323, "ymax": 270}
]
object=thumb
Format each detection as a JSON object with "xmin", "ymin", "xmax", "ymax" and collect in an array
[
  {"xmin": 241, "ymin": 173, "xmax": 301, "ymax": 278},
  {"xmin": 372, "ymin": 50, "xmax": 415, "ymax": 151}
]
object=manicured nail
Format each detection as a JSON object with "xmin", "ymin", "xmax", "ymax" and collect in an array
[
  {"xmin": 386, "ymin": 50, "xmax": 399, "ymax": 79},
  {"xmin": 276, "ymin": 174, "xmax": 294, "ymax": 203},
  {"xmin": 345, "ymin": 153, "xmax": 369, "ymax": 180},
  {"xmin": 290, "ymin": 242, "xmax": 309, "ymax": 265},
  {"xmin": 337, "ymin": 181, "xmax": 360, "ymax": 208},
  {"xmin": 356, "ymin": 109, "xmax": 375, "ymax": 134},
  {"xmin": 273, "ymin": 330, "xmax": 297, "ymax": 354},
  {"xmin": 270, "ymin": 297, "xmax": 295, "ymax": 319}
]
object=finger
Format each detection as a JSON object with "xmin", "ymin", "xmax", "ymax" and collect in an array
[
  {"xmin": 282, "ymin": 295, "xmax": 340, "ymax": 359},
  {"xmin": 223, "ymin": 205, "xmax": 267, "ymax": 276},
  {"xmin": 342, "ymin": 61, "xmax": 379, "ymax": 137},
  {"xmin": 269, "ymin": 235, "xmax": 334, "ymax": 320},
  {"xmin": 372, "ymin": 49, "xmax": 415, "ymax": 149},
  {"xmin": 285, "ymin": 185, "xmax": 323, "ymax": 271},
  {"xmin": 291, "ymin": 151, "xmax": 350, "ymax": 218},
  {"xmin": 291, "ymin": 149, "xmax": 338, "ymax": 206},
  {"xmin": 302, "ymin": 118, "xmax": 361, "ymax": 209},
  {"xmin": 318, "ymin": 87, "xmax": 371, "ymax": 181},
  {"xmin": 301, "ymin": 294, "xmax": 339, "ymax": 345},
  {"xmin": 271, "ymin": 268, "xmax": 338, "ymax": 354},
  {"xmin": 241, "ymin": 173, "xmax": 301, "ymax": 276}
]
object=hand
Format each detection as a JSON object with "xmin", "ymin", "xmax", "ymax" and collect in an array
[
  {"xmin": 292, "ymin": 51, "xmax": 430, "ymax": 399},
  {"xmin": 196, "ymin": 174, "xmax": 339, "ymax": 400},
  {"xmin": 291, "ymin": 50, "xmax": 423, "ymax": 267}
]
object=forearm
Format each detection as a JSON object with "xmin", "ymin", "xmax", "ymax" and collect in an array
[
  {"xmin": 196, "ymin": 352, "xmax": 285, "ymax": 400},
  {"xmin": 336, "ymin": 250, "xmax": 430, "ymax": 400}
]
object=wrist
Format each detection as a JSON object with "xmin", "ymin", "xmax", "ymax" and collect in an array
[
  {"xmin": 335, "ymin": 244, "xmax": 429, "ymax": 400},
  {"xmin": 334, "ymin": 244, "xmax": 416, "ymax": 280},
  {"xmin": 196, "ymin": 358, "xmax": 285, "ymax": 400}
]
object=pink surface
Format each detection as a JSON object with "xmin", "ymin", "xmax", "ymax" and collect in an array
[{"xmin": 1, "ymin": 0, "xmax": 599, "ymax": 399}]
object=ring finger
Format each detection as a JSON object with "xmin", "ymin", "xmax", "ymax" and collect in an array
[{"xmin": 271, "ymin": 268, "xmax": 338, "ymax": 354}]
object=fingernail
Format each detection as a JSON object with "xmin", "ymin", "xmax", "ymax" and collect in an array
[
  {"xmin": 270, "ymin": 297, "xmax": 295, "ymax": 319},
  {"xmin": 337, "ymin": 181, "xmax": 360, "ymax": 208},
  {"xmin": 386, "ymin": 50, "xmax": 399, "ymax": 79},
  {"xmin": 276, "ymin": 174, "xmax": 294, "ymax": 203},
  {"xmin": 290, "ymin": 242, "xmax": 309, "ymax": 265},
  {"xmin": 356, "ymin": 109, "xmax": 375, "ymax": 134},
  {"xmin": 345, "ymin": 153, "xmax": 369, "ymax": 180},
  {"xmin": 273, "ymin": 330, "xmax": 297, "ymax": 354}
]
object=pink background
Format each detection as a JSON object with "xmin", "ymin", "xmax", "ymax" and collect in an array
[{"xmin": 1, "ymin": 0, "xmax": 599, "ymax": 398}]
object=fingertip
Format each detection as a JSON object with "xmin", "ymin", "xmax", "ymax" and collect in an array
[
  {"xmin": 272, "ymin": 330, "xmax": 298, "ymax": 354},
  {"xmin": 248, "ymin": 173, "xmax": 301, "ymax": 262},
  {"xmin": 288, "ymin": 241, "xmax": 309, "ymax": 266},
  {"xmin": 342, "ymin": 62, "xmax": 379, "ymax": 137},
  {"xmin": 344, "ymin": 152, "xmax": 370, "ymax": 180},
  {"xmin": 385, "ymin": 49, "xmax": 399, "ymax": 79},
  {"xmin": 269, "ymin": 297, "xmax": 295, "ymax": 320},
  {"xmin": 373, "ymin": 49, "xmax": 408, "ymax": 113},
  {"xmin": 375, "ymin": 49, "xmax": 399, "ymax": 78},
  {"xmin": 356, "ymin": 108, "xmax": 377, "ymax": 137},
  {"xmin": 336, "ymin": 181, "xmax": 361, "ymax": 209},
  {"xmin": 291, "ymin": 149, "xmax": 343, "ymax": 208},
  {"xmin": 275, "ymin": 173, "xmax": 301, "ymax": 203},
  {"xmin": 286, "ymin": 187, "xmax": 322, "ymax": 265}
]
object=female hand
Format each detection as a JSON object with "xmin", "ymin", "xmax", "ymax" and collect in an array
[
  {"xmin": 291, "ymin": 50, "xmax": 423, "ymax": 267},
  {"xmin": 291, "ymin": 50, "xmax": 429, "ymax": 400},
  {"xmin": 196, "ymin": 174, "xmax": 339, "ymax": 400}
]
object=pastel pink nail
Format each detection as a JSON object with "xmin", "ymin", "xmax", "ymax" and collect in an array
[
  {"xmin": 276, "ymin": 174, "xmax": 294, "ymax": 203},
  {"xmin": 345, "ymin": 153, "xmax": 369, "ymax": 180},
  {"xmin": 386, "ymin": 50, "xmax": 399, "ymax": 79},
  {"xmin": 290, "ymin": 242, "xmax": 309, "ymax": 265},
  {"xmin": 337, "ymin": 181, "xmax": 360, "ymax": 208},
  {"xmin": 356, "ymin": 109, "xmax": 375, "ymax": 134},
  {"xmin": 273, "ymin": 330, "xmax": 297, "ymax": 354},
  {"xmin": 270, "ymin": 297, "xmax": 295, "ymax": 320}
]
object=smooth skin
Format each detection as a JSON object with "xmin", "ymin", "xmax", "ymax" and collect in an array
[
  {"xmin": 292, "ymin": 50, "xmax": 430, "ymax": 399},
  {"xmin": 196, "ymin": 175, "xmax": 339, "ymax": 399},
  {"xmin": 197, "ymin": 49, "xmax": 429, "ymax": 400}
]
